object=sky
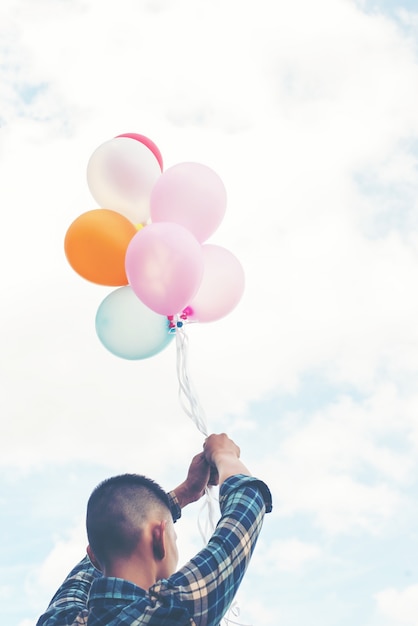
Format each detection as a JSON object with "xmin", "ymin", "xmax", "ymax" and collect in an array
[{"xmin": 1, "ymin": 0, "xmax": 418, "ymax": 624}]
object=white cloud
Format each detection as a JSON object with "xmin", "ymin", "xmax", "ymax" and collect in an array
[
  {"xmin": 256, "ymin": 384, "xmax": 416, "ymax": 534},
  {"xmin": 0, "ymin": 584, "xmax": 12, "ymax": 600},
  {"xmin": 256, "ymin": 538, "xmax": 322, "ymax": 573},
  {"xmin": 228, "ymin": 597, "xmax": 278, "ymax": 626},
  {"xmin": 28, "ymin": 519, "xmax": 87, "ymax": 597},
  {"xmin": 375, "ymin": 584, "xmax": 418, "ymax": 625}
]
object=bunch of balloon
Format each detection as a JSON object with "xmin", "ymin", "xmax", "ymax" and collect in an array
[
  {"xmin": 64, "ymin": 132, "xmax": 245, "ymax": 361},
  {"xmin": 64, "ymin": 133, "xmax": 175, "ymax": 360}
]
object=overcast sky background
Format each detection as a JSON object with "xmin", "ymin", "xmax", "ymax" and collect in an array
[{"xmin": 2, "ymin": 0, "xmax": 418, "ymax": 625}]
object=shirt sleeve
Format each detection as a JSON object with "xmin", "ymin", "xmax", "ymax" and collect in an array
[
  {"xmin": 36, "ymin": 556, "xmax": 101, "ymax": 626},
  {"xmin": 150, "ymin": 474, "xmax": 272, "ymax": 626},
  {"xmin": 167, "ymin": 489, "xmax": 182, "ymax": 522}
]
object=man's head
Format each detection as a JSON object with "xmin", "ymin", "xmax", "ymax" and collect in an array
[{"xmin": 86, "ymin": 473, "xmax": 177, "ymax": 577}]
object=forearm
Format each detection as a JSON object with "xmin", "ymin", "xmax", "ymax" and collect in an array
[
  {"xmin": 172, "ymin": 451, "xmax": 212, "ymax": 509},
  {"xmin": 213, "ymin": 453, "xmax": 251, "ymax": 485},
  {"xmin": 171, "ymin": 481, "xmax": 197, "ymax": 509}
]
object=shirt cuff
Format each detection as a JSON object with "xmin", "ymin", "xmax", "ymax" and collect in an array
[
  {"xmin": 167, "ymin": 490, "xmax": 182, "ymax": 522},
  {"xmin": 219, "ymin": 474, "xmax": 273, "ymax": 513}
]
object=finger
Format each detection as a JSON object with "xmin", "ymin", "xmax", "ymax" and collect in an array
[{"xmin": 208, "ymin": 467, "xmax": 219, "ymax": 486}]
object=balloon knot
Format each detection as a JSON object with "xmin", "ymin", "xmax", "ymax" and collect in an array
[{"xmin": 167, "ymin": 311, "xmax": 191, "ymax": 333}]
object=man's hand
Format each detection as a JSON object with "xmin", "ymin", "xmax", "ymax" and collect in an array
[
  {"xmin": 203, "ymin": 433, "xmax": 251, "ymax": 485},
  {"xmin": 203, "ymin": 433, "xmax": 241, "ymax": 465},
  {"xmin": 173, "ymin": 433, "xmax": 250, "ymax": 508},
  {"xmin": 173, "ymin": 452, "xmax": 216, "ymax": 509}
]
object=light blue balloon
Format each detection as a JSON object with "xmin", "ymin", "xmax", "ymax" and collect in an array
[{"xmin": 95, "ymin": 286, "xmax": 174, "ymax": 360}]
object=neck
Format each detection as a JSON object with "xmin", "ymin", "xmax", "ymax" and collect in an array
[{"xmin": 105, "ymin": 557, "xmax": 157, "ymax": 589}]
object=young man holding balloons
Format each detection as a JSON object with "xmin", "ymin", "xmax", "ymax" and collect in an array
[{"xmin": 36, "ymin": 433, "xmax": 272, "ymax": 626}]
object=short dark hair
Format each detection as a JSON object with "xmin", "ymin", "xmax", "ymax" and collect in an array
[{"xmin": 86, "ymin": 473, "xmax": 170, "ymax": 568}]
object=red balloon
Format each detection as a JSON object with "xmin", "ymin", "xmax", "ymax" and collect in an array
[{"xmin": 115, "ymin": 133, "xmax": 163, "ymax": 171}]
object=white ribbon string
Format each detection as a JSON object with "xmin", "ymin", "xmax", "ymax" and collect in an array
[
  {"xmin": 175, "ymin": 323, "xmax": 208, "ymax": 438},
  {"xmin": 174, "ymin": 320, "xmax": 251, "ymax": 626},
  {"xmin": 175, "ymin": 322, "xmax": 219, "ymax": 543}
]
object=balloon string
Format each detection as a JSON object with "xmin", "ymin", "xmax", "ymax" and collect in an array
[
  {"xmin": 175, "ymin": 321, "xmax": 208, "ymax": 437},
  {"xmin": 175, "ymin": 320, "xmax": 218, "ymax": 541},
  {"xmin": 174, "ymin": 321, "xmax": 251, "ymax": 626}
]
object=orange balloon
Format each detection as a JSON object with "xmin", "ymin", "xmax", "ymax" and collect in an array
[{"xmin": 64, "ymin": 209, "xmax": 138, "ymax": 286}]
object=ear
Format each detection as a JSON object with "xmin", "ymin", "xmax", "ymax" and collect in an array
[
  {"xmin": 152, "ymin": 520, "xmax": 167, "ymax": 561},
  {"xmin": 87, "ymin": 544, "xmax": 102, "ymax": 571}
]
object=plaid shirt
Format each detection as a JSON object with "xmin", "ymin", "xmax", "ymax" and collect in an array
[{"xmin": 37, "ymin": 475, "xmax": 272, "ymax": 626}]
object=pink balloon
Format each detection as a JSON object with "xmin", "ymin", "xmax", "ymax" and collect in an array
[
  {"xmin": 186, "ymin": 245, "xmax": 245, "ymax": 322},
  {"xmin": 115, "ymin": 133, "xmax": 163, "ymax": 170},
  {"xmin": 125, "ymin": 222, "xmax": 204, "ymax": 316},
  {"xmin": 150, "ymin": 162, "xmax": 227, "ymax": 243}
]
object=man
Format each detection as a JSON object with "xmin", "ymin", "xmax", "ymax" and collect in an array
[{"xmin": 37, "ymin": 433, "xmax": 272, "ymax": 625}]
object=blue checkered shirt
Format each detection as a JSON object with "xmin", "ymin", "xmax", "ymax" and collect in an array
[{"xmin": 37, "ymin": 474, "xmax": 272, "ymax": 626}]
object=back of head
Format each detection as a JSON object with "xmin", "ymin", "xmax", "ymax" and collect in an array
[{"xmin": 86, "ymin": 473, "xmax": 170, "ymax": 569}]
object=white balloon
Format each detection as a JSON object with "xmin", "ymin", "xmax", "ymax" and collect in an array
[{"xmin": 87, "ymin": 137, "xmax": 162, "ymax": 224}]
